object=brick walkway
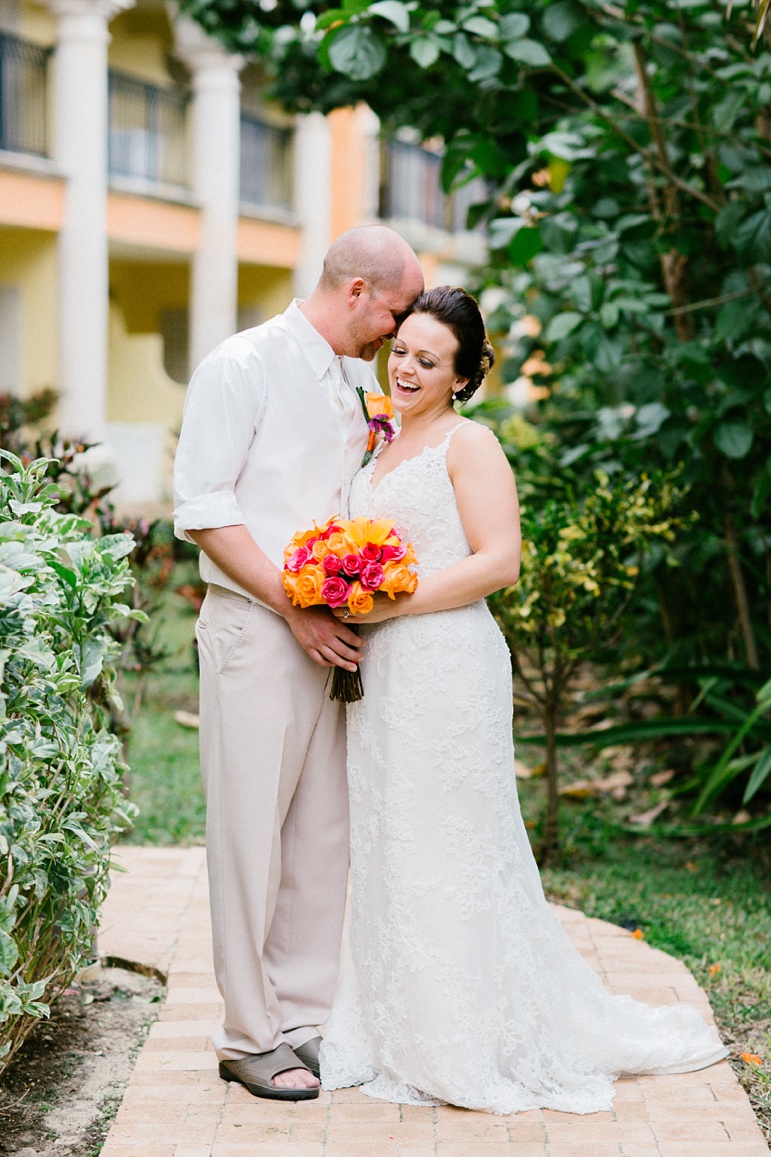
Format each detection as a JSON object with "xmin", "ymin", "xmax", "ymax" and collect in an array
[{"xmin": 97, "ymin": 846, "xmax": 768, "ymax": 1157}]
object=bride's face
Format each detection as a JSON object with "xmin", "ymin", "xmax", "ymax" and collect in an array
[{"xmin": 388, "ymin": 312, "xmax": 468, "ymax": 417}]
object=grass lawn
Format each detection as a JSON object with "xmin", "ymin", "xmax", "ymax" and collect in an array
[{"xmin": 122, "ymin": 586, "xmax": 771, "ymax": 1143}]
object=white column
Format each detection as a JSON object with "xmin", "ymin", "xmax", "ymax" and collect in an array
[
  {"xmin": 174, "ymin": 16, "xmax": 243, "ymax": 372},
  {"xmin": 293, "ymin": 112, "xmax": 332, "ymax": 299},
  {"xmin": 46, "ymin": 0, "xmax": 133, "ymax": 441}
]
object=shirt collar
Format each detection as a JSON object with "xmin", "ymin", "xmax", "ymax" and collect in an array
[{"xmin": 282, "ymin": 299, "xmax": 337, "ymax": 381}]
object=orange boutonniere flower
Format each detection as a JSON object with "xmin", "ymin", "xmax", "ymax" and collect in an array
[{"xmin": 357, "ymin": 388, "xmax": 397, "ymax": 467}]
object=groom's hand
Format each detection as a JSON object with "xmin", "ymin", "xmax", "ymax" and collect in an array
[{"xmin": 284, "ymin": 604, "xmax": 363, "ymax": 671}]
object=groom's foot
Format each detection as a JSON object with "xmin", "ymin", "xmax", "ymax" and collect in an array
[
  {"xmin": 273, "ymin": 1065, "xmax": 319, "ymax": 1090},
  {"xmin": 219, "ymin": 1043, "xmax": 319, "ymax": 1100}
]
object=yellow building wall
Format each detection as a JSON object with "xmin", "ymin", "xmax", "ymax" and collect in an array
[
  {"xmin": 107, "ymin": 302, "xmax": 184, "ymax": 428},
  {"xmin": 0, "ymin": 227, "xmax": 58, "ymax": 397},
  {"xmin": 20, "ymin": 1, "xmax": 55, "ymax": 46},
  {"xmin": 238, "ymin": 264, "xmax": 293, "ymax": 324},
  {"xmin": 108, "ymin": 8, "xmax": 176, "ymax": 85}
]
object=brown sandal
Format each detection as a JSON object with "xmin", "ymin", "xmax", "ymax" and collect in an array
[{"xmin": 218, "ymin": 1042, "xmax": 319, "ymax": 1100}]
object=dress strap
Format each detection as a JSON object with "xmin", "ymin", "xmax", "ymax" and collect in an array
[{"xmin": 443, "ymin": 421, "xmax": 468, "ymax": 445}]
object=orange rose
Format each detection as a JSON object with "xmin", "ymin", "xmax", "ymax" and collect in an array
[
  {"xmin": 381, "ymin": 563, "xmax": 418, "ymax": 598},
  {"xmin": 365, "ymin": 393, "xmax": 394, "ymax": 420},
  {"xmin": 326, "ymin": 531, "xmax": 347, "ymax": 553},
  {"xmin": 283, "ymin": 566, "xmax": 324, "ymax": 608},
  {"xmin": 312, "ymin": 540, "xmax": 331, "ymax": 561},
  {"xmin": 347, "ymin": 581, "xmax": 374, "ymax": 616}
]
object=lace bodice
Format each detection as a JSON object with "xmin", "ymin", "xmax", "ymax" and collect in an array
[{"xmin": 349, "ymin": 425, "xmax": 473, "ymax": 577}]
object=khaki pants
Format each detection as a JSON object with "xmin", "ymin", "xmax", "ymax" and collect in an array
[{"xmin": 196, "ymin": 585, "xmax": 349, "ymax": 1060}]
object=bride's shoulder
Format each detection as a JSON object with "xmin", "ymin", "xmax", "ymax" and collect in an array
[
  {"xmin": 447, "ymin": 420, "xmax": 509, "ymax": 481},
  {"xmin": 449, "ymin": 419, "xmax": 502, "ymax": 456}
]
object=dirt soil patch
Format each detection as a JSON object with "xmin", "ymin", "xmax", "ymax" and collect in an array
[{"xmin": 0, "ymin": 965, "xmax": 163, "ymax": 1157}]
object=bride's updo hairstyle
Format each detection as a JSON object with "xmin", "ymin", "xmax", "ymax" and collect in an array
[{"xmin": 409, "ymin": 286, "xmax": 495, "ymax": 403}]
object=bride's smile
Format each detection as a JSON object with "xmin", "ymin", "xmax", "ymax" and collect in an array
[{"xmin": 388, "ymin": 312, "xmax": 468, "ymax": 415}]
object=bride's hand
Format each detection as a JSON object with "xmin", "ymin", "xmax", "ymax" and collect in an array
[{"xmin": 332, "ymin": 592, "xmax": 409, "ymax": 625}]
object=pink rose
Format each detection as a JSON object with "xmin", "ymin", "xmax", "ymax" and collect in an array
[
  {"xmin": 341, "ymin": 553, "xmax": 361, "ymax": 577},
  {"xmin": 321, "ymin": 576, "xmax": 350, "ymax": 608},
  {"xmin": 321, "ymin": 523, "xmax": 342, "ymax": 540},
  {"xmin": 380, "ymin": 543, "xmax": 406, "ymax": 563},
  {"xmin": 322, "ymin": 553, "xmax": 344, "ymax": 576},
  {"xmin": 360, "ymin": 543, "xmax": 382, "ymax": 562},
  {"xmin": 359, "ymin": 561, "xmax": 385, "ymax": 591},
  {"xmin": 287, "ymin": 546, "xmax": 311, "ymax": 572}
]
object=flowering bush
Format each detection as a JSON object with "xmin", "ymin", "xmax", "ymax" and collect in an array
[{"xmin": 0, "ymin": 452, "xmax": 139, "ymax": 1074}]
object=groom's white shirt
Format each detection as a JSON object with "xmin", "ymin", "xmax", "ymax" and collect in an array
[{"xmin": 173, "ymin": 299, "xmax": 378, "ymax": 602}]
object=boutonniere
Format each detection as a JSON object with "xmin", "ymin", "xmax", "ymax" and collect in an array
[{"xmin": 357, "ymin": 389, "xmax": 397, "ymax": 468}]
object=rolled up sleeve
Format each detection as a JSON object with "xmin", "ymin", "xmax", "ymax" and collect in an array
[{"xmin": 173, "ymin": 340, "xmax": 265, "ymax": 542}]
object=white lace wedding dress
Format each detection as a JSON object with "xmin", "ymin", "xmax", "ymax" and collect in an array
[{"xmin": 319, "ymin": 425, "xmax": 726, "ymax": 1114}]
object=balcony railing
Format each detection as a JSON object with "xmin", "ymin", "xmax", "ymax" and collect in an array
[
  {"xmin": 240, "ymin": 114, "xmax": 293, "ymax": 213},
  {"xmin": 0, "ymin": 31, "xmax": 49, "ymax": 157},
  {"xmin": 380, "ymin": 139, "xmax": 488, "ymax": 233},
  {"xmin": 108, "ymin": 69, "xmax": 188, "ymax": 189}
]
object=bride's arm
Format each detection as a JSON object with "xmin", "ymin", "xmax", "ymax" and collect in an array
[{"xmin": 349, "ymin": 423, "xmax": 521, "ymax": 623}]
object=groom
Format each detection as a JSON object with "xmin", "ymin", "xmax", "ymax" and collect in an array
[{"xmin": 173, "ymin": 226, "xmax": 424, "ymax": 1099}]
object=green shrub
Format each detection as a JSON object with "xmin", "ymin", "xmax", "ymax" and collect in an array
[{"xmin": 0, "ymin": 451, "xmax": 139, "ymax": 1075}]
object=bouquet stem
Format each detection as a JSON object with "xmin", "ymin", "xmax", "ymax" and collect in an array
[{"xmin": 330, "ymin": 658, "xmax": 364, "ymax": 703}]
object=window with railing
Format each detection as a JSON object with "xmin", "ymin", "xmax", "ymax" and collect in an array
[
  {"xmin": 240, "ymin": 113, "xmax": 293, "ymax": 213},
  {"xmin": 0, "ymin": 31, "xmax": 49, "ymax": 157},
  {"xmin": 108, "ymin": 69, "xmax": 188, "ymax": 189},
  {"xmin": 380, "ymin": 139, "xmax": 489, "ymax": 234}
]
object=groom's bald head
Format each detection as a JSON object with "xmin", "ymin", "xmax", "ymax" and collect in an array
[{"xmin": 303, "ymin": 225, "xmax": 424, "ymax": 360}]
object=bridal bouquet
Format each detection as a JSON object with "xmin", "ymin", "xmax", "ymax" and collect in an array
[{"xmin": 282, "ymin": 515, "xmax": 418, "ymax": 702}]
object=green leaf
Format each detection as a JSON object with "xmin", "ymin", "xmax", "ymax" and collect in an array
[
  {"xmin": 503, "ymin": 38, "xmax": 551, "ymax": 66},
  {"xmin": 713, "ymin": 421, "xmax": 754, "ymax": 459},
  {"xmin": 515, "ymin": 717, "xmax": 741, "ymax": 747},
  {"xmin": 508, "ymin": 226, "xmax": 543, "ymax": 266},
  {"xmin": 715, "ymin": 202, "xmax": 745, "ymax": 250},
  {"xmin": 545, "ymin": 311, "xmax": 583, "ymax": 341},
  {"xmin": 0, "ymin": 929, "xmax": 18, "ymax": 974},
  {"xmin": 734, "ymin": 210, "xmax": 771, "ymax": 263},
  {"xmin": 713, "ymin": 88, "xmax": 746, "ymax": 133},
  {"xmin": 743, "ymin": 746, "xmax": 771, "ymax": 802},
  {"xmin": 715, "ymin": 298, "xmax": 755, "ymax": 341},
  {"xmin": 463, "ymin": 15, "xmax": 498, "ymax": 38},
  {"xmin": 500, "ymin": 13, "xmax": 530, "ymax": 40},
  {"xmin": 50, "ymin": 560, "xmax": 78, "ymax": 589},
  {"xmin": 327, "ymin": 25, "xmax": 387, "ymax": 80},
  {"xmin": 316, "ymin": 8, "xmax": 347, "ymax": 30},
  {"xmin": 453, "ymin": 31, "xmax": 478, "ymax": 68},
  {"xmin": 409, "ymin": 36, "xmax": 440, "ymax": 68},
  {"xmin": 542, "ymin": 0, "xmax": 583, "ymax": 42},
  {"xmin": 467, "ymin": 45, "xmax": 502, "ymax": 81},
  {"xmin": 368, "ymin": 0, "xmax": 410, "ymax": 34}
]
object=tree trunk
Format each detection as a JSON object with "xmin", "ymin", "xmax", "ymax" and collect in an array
[{"xmin": 725, "ymin": 512, "xmax": 760, "ymax": 670}]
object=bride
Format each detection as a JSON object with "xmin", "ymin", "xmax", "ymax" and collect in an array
[{"xmin": 319, "ymin": 286, "xmax": 727, "ymax": 1114}]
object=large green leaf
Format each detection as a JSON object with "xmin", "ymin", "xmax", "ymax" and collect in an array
[
  {"xmin": 516, "ymin": 717, "xmax": 742, "ymax": 747},
  {"xmin": 734, "ymin": 209, "xmax": 771, "ymax": 263},
  {"xmin": 713, "ymin": 421, "xmax": 754, "ymax": 459},
  {"xmin": 545, "ymin": 311, "xmax": 583, "ymax": 342},
  {"xmin": 367, "ymin": 0, "xmax": 410, "ymax": 33},
  {"xmin": 542, "ymin": 0, "xmax": 583, "ymax": 42},
  {"xmin": 409, "ymin": 36, "xmax": 440, "ymax": 68},
  {"xmin": 503, "ymin": 38, "xmax": 551, "ymax": 66},
  {"xmin": 500, "ymin": 12, "xmax": 530, "ymax": 40},
  {"xmin": 743, "ymin": 746, "xmax": 771, "ymax": 802},
  {"xmin": 327, "ymin": 24, "xmax": 386, "ymax": 79}
]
